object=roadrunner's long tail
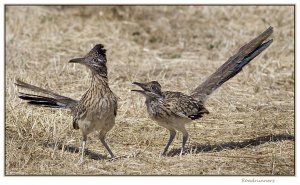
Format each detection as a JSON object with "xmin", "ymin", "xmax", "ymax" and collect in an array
[
  {"xmin": 191, "ymin": 26, "xmax": 273, "ymax": 102},
  {"xmin": 15, "ymin": 79, "xmax": 77, "ymax": 109}
]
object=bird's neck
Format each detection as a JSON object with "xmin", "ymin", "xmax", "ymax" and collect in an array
[
  {"xmin": 90, "ymin": 72, "xmax": 110, "ymax": 92},
  {"xmin": 145, "ymin": 94, "xmax": 164, "ymax": 104}
]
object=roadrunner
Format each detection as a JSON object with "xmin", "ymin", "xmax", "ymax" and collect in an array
[
  {"xmin": 15, "ymin": 44, "xmax": 118, "ymax": 162},
  {"xmin": 132, "ymin": 27, "xmax": 274, "ymax": 157}
]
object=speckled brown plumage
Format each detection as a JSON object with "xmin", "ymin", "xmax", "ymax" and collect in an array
[
  {"xmin": 132, "ymin": 27, "xmax": 273, "ymax": 157},
  {"xmin": 15, "ymin": 44, "xmax": 118, "ymax": 162}
]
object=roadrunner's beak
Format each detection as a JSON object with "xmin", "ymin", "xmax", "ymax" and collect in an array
[
  {"xmin": 69, "ymin": 58, "xmax": 85, "ymax": 64},
  {"xmin": 131, "ymin": 82, "xmax": 162, "ymax": 99},
  {"xmin": 131, "ymin": 82, "xmax": 161, "ymax": 98},
  {"xmin": 132, "ymin": 82, "xmax": 148, "ymax": 93},
  {"xmin": 132, "ymin": 82, "xmax": 154, "ymax": 95}
]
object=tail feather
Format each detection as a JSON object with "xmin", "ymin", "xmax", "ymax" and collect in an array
[
  {"xmin": 191, "ymin": 26, "xmax": 273, "ymax": 102},
  {"xmin": 15, "ymin": 79, "xmax": 62, "ymax": 99},
  {"xmin": 26, "ymin": 100, "xmax": 62, "ymax": 108},
  {"xmin": 15, "ymin": 80, "xmax": 77, "ymax": 110},
  {"xmin": 18, "ymin": 93, "xmax": 66, "ymax": 108}
]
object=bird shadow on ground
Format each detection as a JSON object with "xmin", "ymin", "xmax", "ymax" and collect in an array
[
  {"xmin": 43, "ymin": 142, "xmax": 108, "ymax": 160},
  {"xmin": 43, "ymin": 134, "xmax": 294, "ymax": 159},
  {"xmin": 167, "ymin": 134, "xmax": 295, "ymax": 157},
  {"xmin": 43, "ymin": 142, "xmax": 140, "ymax": 161}
]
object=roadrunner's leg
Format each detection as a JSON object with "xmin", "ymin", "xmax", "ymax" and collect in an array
[
  {"xmin": 180, "ymin": 129, "xmax": 189, "ymax": 157},
  {"xmin": 161, "ymin": 129, "xmax": 176, "ymax": 156},
  {"xmin": 99, "ymin": 130, "xmax": 115, "ymax": 158},
  {"xmin": 79, "ymin": 135, "xmax": 87, "ymax": 164}
]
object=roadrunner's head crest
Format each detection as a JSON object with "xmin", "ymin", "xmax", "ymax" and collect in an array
[
  {"xmin": 132, "ymin": 81, "xmax": 163, "ymax": 98},
  {"xmin": 69, "ymin": 44, "xmax": 108, "ymax": 77},
  {"xmin": 87, "ymin": 44, "xmax": 107, "ymax": 63}
]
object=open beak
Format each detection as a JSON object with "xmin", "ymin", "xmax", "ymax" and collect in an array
[
  {"xmin": 69, "ymin": 57, "xmax": 85, "ymax": 64},
  {"xmin": 131, "ymin": 82, "xmax": 149, "ymax": 94}
]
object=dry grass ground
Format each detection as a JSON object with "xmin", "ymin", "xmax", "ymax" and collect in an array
[{"xmin": 5, "ymin": 6, "xmax": 294, "ymax": 175}]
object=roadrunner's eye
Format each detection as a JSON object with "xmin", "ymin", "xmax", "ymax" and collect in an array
[
  {"xmin": 94, "ymin": 58, "xmax": 101, "ymax": 63},
  {"xmin": 151, "ymin": 85, "xmax": 159, "ymax": 92}
]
